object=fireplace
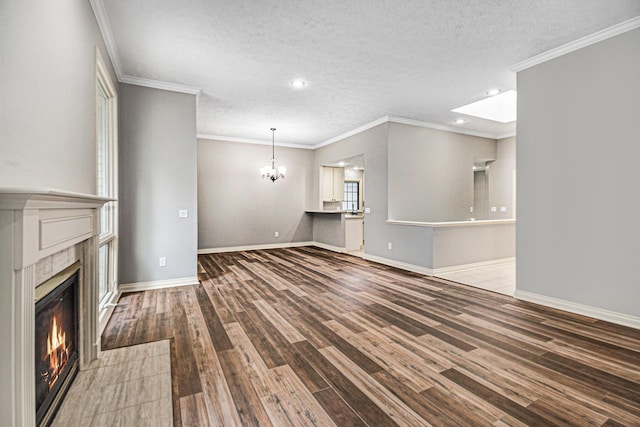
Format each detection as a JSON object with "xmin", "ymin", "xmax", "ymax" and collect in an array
[
  {"xmin": 1, "ymin": 189, "xmax": 108, "ymax": 426},
  {"xmin": 35, "ymin": 270, "xmax": 79, "ymax": 427}
]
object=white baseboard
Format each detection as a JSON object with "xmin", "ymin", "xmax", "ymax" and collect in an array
[
  {"xmin": 98, "ymin": 290, "xmax": 122, "ymax": 335},
  {"xmin": 433, "ymin": 257, "xmax": 515, "ymax": 276},
  {"xmin": 514, "ymin": 290, "xmax": 640, "ymax": 330},
  {"xmin": 311, "ymin": 242, "xmax": 347, "ymax": 253},
  {"xmin": 119, "ymin": 276, "xmax": 199, "ymax": 293},
  {"xmin": 198, "ymin": 241, "xmax": 314, "ymax": 254},
  {"xmin": 362, "ymin": 254, "xmax": 434, "ymax": 276}
]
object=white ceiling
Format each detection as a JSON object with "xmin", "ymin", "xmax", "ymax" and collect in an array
[{"xmin": 98, "ymin": 0, "xmax": 640, "ymax": 147}]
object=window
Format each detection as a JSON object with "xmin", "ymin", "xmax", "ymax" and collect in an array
[
  {"xmin": 96, "ymin": 49, "xmax": 118, "ymax": 305},
  {"xmin": 343, "ymin": 181, "xmax": 359, "ymax": 211}
]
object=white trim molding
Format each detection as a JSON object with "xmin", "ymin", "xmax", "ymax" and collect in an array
[
  {"xmin": 496, "ymin": 132, "xmax": 517, "ymax": 140},
  {"xmin": 432, "ymin": 257, "xmax": 514, "ymax": 276},
  {"xmin": 388, "ymin": 116, "xmax": 498, "ymax": 140},
  {"xmin": 198, "ymin": 241, "xmax": 348, "ymax": 255},
  {"xmin": 387, "ymin": 219, "xmax": 516, "ymax": 228},
  {"xmin": 362, "ymin": 254, "xmax": 434, "ymax": 276},
  {"xmin": 90, "ymin": 0, "xmax": 202, "ymax": 95},
  {"xmin": 510, "ymin": 16, "xmax": 640, "ymax": 72},
  {"xmin": 197, "ymin": 134, "xmax": 313, "ymax": 150},
  {"xmin": 312, "ymin": 115, "xmax": 505, "ymax": 150},
  {"xmin": 514, "ymin": 290, "xmax": 640, "ymax": 330},
  {"xmin": 311, "ymin": 242, "xmax": 347, "ymax": 253},
  {"xmin": 98, "ymin": 290, "xmax": 122, "ymax": 335},
  {"xmin": 120, "ymin": 76, "xmax": 201, "ymax": 95},
  {"xmin": 312, "ymin": 116, "xmax": 390, "ymax": 149},
  {"xmin": 198, "ymin": 241, "xmax": 314, "ymax": 254},
  {"xmin": 89, "ymin": 0, "xmax": 123, "ymax": 80},
  {"xmin": 119, "ymin": 277, "xmax": 199, "ymax": 293}
]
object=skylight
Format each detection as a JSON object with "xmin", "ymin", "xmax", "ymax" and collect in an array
[{"xmin": 452, "ymin": 90, "xmax": 517, "ymax": 123}]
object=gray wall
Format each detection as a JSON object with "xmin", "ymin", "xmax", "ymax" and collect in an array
[
  {"xmin": 313, "ymin": 123, "xmax": 390, "ymax": 258},
  {"xmin": 517, "ymin": 28, "xmax": 640, "ymax": 317},
  {"xmin": 312, "ymin": 215, "xmax": 345, "ymax": 247},
  {"xmin": 488, "ymin": 136, "xmax": 516, "ymax": 219},
  {"xmin": 119, "ymin": 84, "xmax": 198, "ymax": 284},
  {"xmin": 197, "ymin": 139, "xmax": 313, "ymax": 249},
  {"xmin": 388, "ymin": 123, "xmax": 497, "ymax": 222},
  {"xmin": 433, "ymin": 224, "xmax": 515, "ymax": 268},
  {"xmin": 0, "ymin": 0, "xmax": 117, "ymax": 193}
]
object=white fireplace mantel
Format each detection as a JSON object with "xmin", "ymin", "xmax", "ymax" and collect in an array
[{"xmin": 0, "ymin": 188, "xmax": 111, "ymax": 427}]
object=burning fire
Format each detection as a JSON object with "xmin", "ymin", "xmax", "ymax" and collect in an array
[{"xmin": 44, "ymin": 316, "xmax": 70, "ymax": 389}]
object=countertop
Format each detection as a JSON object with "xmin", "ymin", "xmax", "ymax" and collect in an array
[{"xmin": 305, "ymin": 209, "xmax": 364, "ymax": 216}]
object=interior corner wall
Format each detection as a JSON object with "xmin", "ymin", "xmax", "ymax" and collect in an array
[
  {"xmin": 488, "ymin": 136, "xmax": 516, "ymax": 219},
  {"xmin": 0, "ymin": 0, "xmax": 117, "ymax": 194},
  {"xmin": 119, "ymin": 84, "xmax": 198, "ymax": 284},
  {"xmin": 197, "ymin": 139, "xmax": 313, "ymax": 249},
  {"xmin": 387, "ymin": 123, "xmax": 497, "ymax": 222},
  {"xmin": 312, "ymin": 123, "xmax": 389, "ymax": 258},
  {"xmin": 517, "ymin": 28, "xmax": 640, "ymax": 317}
]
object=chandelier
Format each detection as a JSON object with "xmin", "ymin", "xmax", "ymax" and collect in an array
[{"xmin": 260, "ymin": 128, "xmax": 286, "ymax": 182}]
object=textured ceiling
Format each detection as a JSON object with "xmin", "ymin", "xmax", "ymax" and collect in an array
[{"xmin": 101, "ymin": 0, "xmax": 640, "ymax": 146}]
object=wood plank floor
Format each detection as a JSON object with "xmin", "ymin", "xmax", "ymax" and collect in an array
[{"xmin": 102, "ymin": 247, "xmax": 640, "ymax": 426}]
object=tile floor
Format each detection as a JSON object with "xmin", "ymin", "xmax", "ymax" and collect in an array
[
  {"xmin": 52, "ymin": 340, "xmax": 173, "ymax": 426},
  {"xmin": 436, "ymin": 259, "xmax": 515, "ymax": 296}
]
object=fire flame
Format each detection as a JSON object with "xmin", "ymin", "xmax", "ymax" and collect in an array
[{"xmin": 45, "ymin": 316, "xmax": 69, "ymax": 389}]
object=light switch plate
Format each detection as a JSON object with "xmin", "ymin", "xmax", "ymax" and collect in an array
[
  {"xmin": 491, "ymin": 207, "xmax": 497, "ymax": 212},
  {"xmin": 365, "ymin": 208, "xmax": 371, "ymax": 214},
  {"xmin": 178, "ymin": 209, "xmax": 188, "ymax": 218}
]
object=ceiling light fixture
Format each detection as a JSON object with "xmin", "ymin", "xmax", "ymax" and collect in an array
[
  {"xmin": 454, "ymin": 118, "xmax": 466, "ymax": 124},
  {"xmin": 486, "ymin": 88, "xmax": 500, "ymax": 96},
  {"xmin": 289, "ymin": 79, "xmax": 307, "ymax": 89},
  {"xmin": 260, "ymin": 128, "xmax": 286, "ymax": 182}
]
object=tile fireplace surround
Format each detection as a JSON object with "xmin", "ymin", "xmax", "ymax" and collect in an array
[{"xmin": 0, "ymin": 188, "xmax": 110, "ymax": 427}]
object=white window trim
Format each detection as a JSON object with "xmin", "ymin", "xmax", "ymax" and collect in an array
[{"xmin": 96, "ymin": 48, "xmax": 118, "ymax": 309}]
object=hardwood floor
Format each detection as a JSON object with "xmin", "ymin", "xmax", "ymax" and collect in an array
[{"xmin": 102, "ymin": 247, "xmax": 640, "ymax": 426}]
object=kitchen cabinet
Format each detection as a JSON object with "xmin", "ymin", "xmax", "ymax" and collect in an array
[{"xmin": 322, "ymin": 166, "xmax": 345, "ymax": 202}]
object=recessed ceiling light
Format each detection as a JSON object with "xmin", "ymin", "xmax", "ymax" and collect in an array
[
  {"xmin": 452, "ymin": 90, "xmax": 517, "ymax": 123},
  {"xmin": 353, "ymin": 167, "xmax": 359, "ymax": 170},
  {"xmin": 454, "ymin": 118, "xmax": 466, "ymax": 124},
  {"xmin": 486, "ymin": 88, "xmax": 500, "ymax": 96},
  {"xmin": 289, "ymin": 79, "xmax": 307, "ymax": 89},
  {"xmin": 338, "ymin": 161, "xmax": 345, "ymax": 166}
]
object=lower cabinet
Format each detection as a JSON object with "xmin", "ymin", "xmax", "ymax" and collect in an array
[{"xmin": 345, "ymin": 217, "xmax": 363, "ymax": 251}]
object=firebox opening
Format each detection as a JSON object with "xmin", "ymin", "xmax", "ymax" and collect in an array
[{"xmin": 35, "ymin": 270, "xmax": 79, "ymax": 427}]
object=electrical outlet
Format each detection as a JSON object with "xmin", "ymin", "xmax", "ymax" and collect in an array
[
  {"xmin": 388, "ymin": 242, "xmax": 392, "ymax": 250},
  {"xmin": 500, "ymin": 206, "xmax": 507, "ymax": 212},
  {"xmin": 469, "ymin": 206, "xmax": 474, "ymax": 213},
  {"xmin": 159, "ymin": 257, "xmax": 166, "ymax": 267},
  {"xmin": 178, "ymin": 209, "xmax": 188, "ymax": 218},
  {"xmin": 365, "ymin": 208, "xmax": 371, "ymax": 214},
  {"xmin": 274, "ymin": 231, "xmax": 279, "ymax": 237},
  {"xmin": 491, "ymin": 206, "xmax": 497, "ymax": 212}
]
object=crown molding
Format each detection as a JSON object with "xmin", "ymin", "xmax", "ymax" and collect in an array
[
  {"xmin": 90, "ymin": 0, "xmax": 201, "ymax": 95},
  {"xmin": 120, "ymin": 75, "xmax": 201, "ymax": 95},
  {"xmin": 496, "ymin": 132, "xmax": 517, "ymax": 140},
  {"xmin": 312, "ymin": 116, "xmax": 390, "ymax": 149},
  {"xmin": 388, "ymin": 116, "xmax": 498, "ymax": 139},
  {"xmin": 196, "ymin": 134, "xmax": 313, "ymax": 150},
  {"xmin": 89, "ymin": 0, "xmax": 124, "ymax": 80},
  {"xmin": 510, "ymin": 16, "xmax": 640, "ymax": 72}
]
